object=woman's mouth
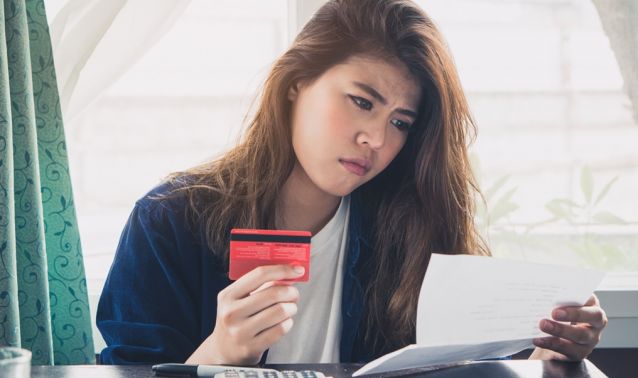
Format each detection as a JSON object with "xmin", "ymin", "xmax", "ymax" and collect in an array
[{"xmin": 339, "ymin": 158, "xmax": 371, "ymax": 176}]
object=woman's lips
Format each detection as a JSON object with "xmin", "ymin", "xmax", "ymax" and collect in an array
[{"xmin": 339, "ymin": 158, "xmax": 371, "ymax": 176}]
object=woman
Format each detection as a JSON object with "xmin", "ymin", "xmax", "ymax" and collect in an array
[{"xmin": 97, "ymin": 0, "xmax": 607, "ymax": 366}]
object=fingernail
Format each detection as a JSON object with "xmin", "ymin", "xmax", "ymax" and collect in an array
[
  {"xmin": 534, "ymin": 338, "xmax": 546, "ymax": 347},
  {"xmin": 293, "ymin": 266, "xmax": 305, "ymax": 275},
  {"xmin": 542, "ymin": 320, "xmax": 554, "ymax": 332},
  {"xmin": 554, "ymin": 309, "xmax": 567, "ymax": 321}
]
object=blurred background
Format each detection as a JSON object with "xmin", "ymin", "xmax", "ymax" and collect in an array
[{"xmin": 43, "ymin": 0, "xmax": 637, "ymax": 354}]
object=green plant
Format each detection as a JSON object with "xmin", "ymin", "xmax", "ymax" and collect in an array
[
  {"xmin": 544, "ymin": 166, "xmax": 626, "ymax": 226},
  {"xmin": 474, "ymin": 162, "xmax": 635, "ymax": 270}
]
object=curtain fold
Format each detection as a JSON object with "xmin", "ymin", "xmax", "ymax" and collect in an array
[
  {"xmin": 0, "ymin": 0, "xmax": 94, "ymax": 365},
  {"xmin": 591, "ymin": 0, "xmax": 638, "ymax": 126},
  {"xmin": 49, "ymin": 0, "xmax": 191, "ymax": 122}
]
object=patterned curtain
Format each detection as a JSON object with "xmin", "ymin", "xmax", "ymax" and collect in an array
[{"xmin": 0, "ymin": 0, "xmax": 94, "ymax": 365}]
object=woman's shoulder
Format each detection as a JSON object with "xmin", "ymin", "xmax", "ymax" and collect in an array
[
  {"xmin": 133, "ymin": 175, "xmax": 214, "ymax": 229},
  {"xmin": 134, "ymin": 174, "xmax": 224, "ymax": 231},
  {"xmin": 135, "ymin": 177, "xmax": 188, "ymax": 211}
]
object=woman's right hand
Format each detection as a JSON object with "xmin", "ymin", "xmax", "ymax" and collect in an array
[{"xmin": 186, "ymin": 264, "xmax": 304, "ymax": 365}]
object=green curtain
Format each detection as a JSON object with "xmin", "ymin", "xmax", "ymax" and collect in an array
[{"xmin": 0, "ymin": 0, "xmax": 94, "ymax": 365}]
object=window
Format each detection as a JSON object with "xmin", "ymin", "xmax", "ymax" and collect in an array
[
  {"xmin": 415, "ymin": 0, "xmax": 638, "ymax": 348},
  {"xmin": 46, "ymin": 0, "xmax": 290, "ymax": 351},
  {"xmin": 414, "ymin": 0, "xmax": 637, "ymax": 274}
]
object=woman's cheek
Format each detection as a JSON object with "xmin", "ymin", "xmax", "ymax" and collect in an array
[{"xmin": 325, "ymin": 105, "xmax": 355, "ymax": 138}]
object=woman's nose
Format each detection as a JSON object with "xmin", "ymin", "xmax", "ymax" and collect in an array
[{"xmin": 356, "ymin": 121, "xmax": 386, "ymax": 149}]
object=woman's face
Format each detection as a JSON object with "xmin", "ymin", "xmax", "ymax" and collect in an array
[{"xmin": 288, "ymin": 54, "xmax": 422, "ymax": 197}]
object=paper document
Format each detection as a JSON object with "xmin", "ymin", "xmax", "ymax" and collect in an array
[{"xmin": 353, "ymin": 254, "xmax": 605, "ymax": 376}]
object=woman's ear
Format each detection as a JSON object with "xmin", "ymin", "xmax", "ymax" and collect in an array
[{"xmin": 288, "ymin": 82, "xmax": 300, "ymax": 101}]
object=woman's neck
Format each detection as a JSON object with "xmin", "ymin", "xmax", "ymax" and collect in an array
[{"xmin": 276, "ymin": 163, "xmax": 341, "ymax": 235}]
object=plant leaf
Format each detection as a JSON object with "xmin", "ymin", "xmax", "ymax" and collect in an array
[
  {"xmin": 580, "ymin": 166, "xmax": 594, "ymax": 205},
  {"xmin": 485, "ymin": 175, "xmax": 510, "ymax": 201},
  {"xmin": 594, "ymin": 176, "xmax": 619, "ymax": 206},
  {"xmin": 489, "ymin": 202, "xmax": 519, "ymax": 224},
  {"xmin": 545, "ymin": 199, "xmax": 573, "ymax": 220},
  {"xmin": 553, "ymin": 198, "xmax": 581, "ymax": 208},
  {"xmin": 592, "ymin": 211, "xmax": 627, "ymax": 225},
  {"xmin": 489, "ymin": 188, "xmax": 519, "ymax": 223}
]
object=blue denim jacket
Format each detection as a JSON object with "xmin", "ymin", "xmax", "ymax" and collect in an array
[{"xmin": 97, "ymin": 182, "xmax": 375, "ymax": 364}]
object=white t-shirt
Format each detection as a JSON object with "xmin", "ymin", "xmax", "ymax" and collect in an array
[{"xmin": 265, "ymin": 195, "xmax": 351, "ymax": 363}]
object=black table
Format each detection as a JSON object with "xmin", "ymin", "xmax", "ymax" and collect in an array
[{"xmin": 30, "ymin": 360, "xmax": 607, "ymax": 377}]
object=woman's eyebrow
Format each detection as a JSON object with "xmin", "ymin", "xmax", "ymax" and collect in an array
[{"xmin": 352, "ymin": 81, "xmax": 418, "ymax": 118}]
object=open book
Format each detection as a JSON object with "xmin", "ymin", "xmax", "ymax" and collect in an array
[{"xmin": 353, "ymin": 254, "xmax": 605, "ymax": 376}]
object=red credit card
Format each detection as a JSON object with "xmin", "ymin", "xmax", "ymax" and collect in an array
[{"xmin": 229, "ymin": 229, "xmax": 311, "ymax": 282}]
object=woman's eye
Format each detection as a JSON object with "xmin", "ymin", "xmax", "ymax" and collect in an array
[
  {"xmin": 391, "ymin": 119, "xmax": 411, "ymax": 132},
  {"xmin": 350, "ymin": 95, "xmax": 373, "ymax": 111}
]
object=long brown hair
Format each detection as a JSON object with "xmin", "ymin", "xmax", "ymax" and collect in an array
[{"xmin": 168, "ymin": 0, "xmax": 488, "ymax": 355}]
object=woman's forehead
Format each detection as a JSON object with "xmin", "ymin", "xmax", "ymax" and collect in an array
[{"xmin": 330, "ymin": 55, "xmax": 422, "ymax": 107}]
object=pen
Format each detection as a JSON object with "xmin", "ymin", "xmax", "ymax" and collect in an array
[{"xmin": 152, "ymin": 363, "xmax": 279, "ymax": 377}]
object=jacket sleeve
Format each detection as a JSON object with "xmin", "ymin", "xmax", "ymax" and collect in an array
[{"xmin": 96, "ymin": 199, "xmax": 203, "ymax": 364}]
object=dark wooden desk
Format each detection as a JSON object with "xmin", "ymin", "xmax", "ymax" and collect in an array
[{"xmin": 31, "ymin": 360, "xmax": 607, "ymax": 377}]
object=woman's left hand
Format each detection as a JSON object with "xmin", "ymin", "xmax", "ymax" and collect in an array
[{"xmin": 529, "ymin": 294, "xmax": 608, "ymax": 361}]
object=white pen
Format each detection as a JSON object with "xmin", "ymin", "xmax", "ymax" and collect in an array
[{"xmin": 152, "ymin": 363, "xmax": 280, "ymax": 377}]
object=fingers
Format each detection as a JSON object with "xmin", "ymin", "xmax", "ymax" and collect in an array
[
  {"xmin": 208, "ymin": 265, "xmax": 303, "ymax": 365},
  {"xmin": 583, "ymin": 294, "xmax": 598, "ymax": 307},
  {"xmin": 535, "ymin": 295, "xmax": 608, "ymax": 362},
  {"xmin": 253, "ymin": 318, "xmax": 295, "ymax": 351},
  {"xmin": 552, "ymin": 298, "xmax": 608, "ymax": 329},
  {"xmin": 251, "ymin": 280, "xmax": 294, "ymax": 296},
  {"xmin": 235, "ymin": 284, "xmax": 300, "ymax": 319},
  {"xmin": 533, "ymin": 336, "xmax": 591, "ymax": 361},
  {"xmin": 245, "ymin": 302, "xmax": 298, "ymax": 337},
  {"xmin": 225, "ymin": 265, "xmax": 305, "ymax": 299},
  {"xmin": 539, "ymin": 319, "xmax": 598, "ymax": 346},
  {"xmin": 216, "ymin": 274, "xmax": 300, "ymax": 332}
]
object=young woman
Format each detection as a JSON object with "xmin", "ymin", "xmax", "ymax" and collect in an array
[{"xmin": 97, "ymin": 0, "xmax": 607, "ymax": 366}]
